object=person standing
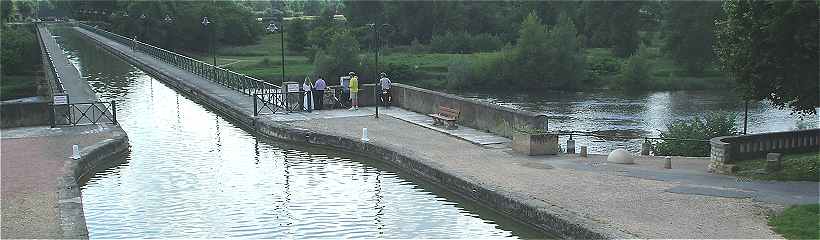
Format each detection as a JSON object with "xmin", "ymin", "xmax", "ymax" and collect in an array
[
  {"xmin": 340, "ymin": 72, "xmax": 352, "ymax": 107},
  {"xmin": 349, "ymin": 72, "xmax": 359, "ymax": 110},
  {"xmin": 302, "ymin": 78, "xmax": 313, "ymax": 110},
  {"xmin": 378, "ymin": 72, "xmax": 392, "ymax": 107},
  {"xmin": 314, "ymin": 76, "xmax": 326, "ymax": 110}
]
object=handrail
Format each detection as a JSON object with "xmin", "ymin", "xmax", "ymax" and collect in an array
[
  {"xmin": 77, "ymin": 22, "xmax": 280, "ymax": 97},
  {"xmin": 35, "ymin": 23, "xmax": 66, "ymax": 96},
  {"xmin": 555, "ymin": 130, "xmax": 710, "ymax": 143}
]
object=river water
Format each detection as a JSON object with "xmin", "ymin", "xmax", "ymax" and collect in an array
[
  {"xmin": 51, "ymin": 27, "xmax": 546, "ymax": 238},
  {"xmin": 457, "ymin": 91, "xmax": 818, "ymax": 153}
]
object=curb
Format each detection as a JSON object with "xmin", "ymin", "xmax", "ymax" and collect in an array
[{"xmin": 55, "ymin": 127, "xmax": 130, "ymax": 239}]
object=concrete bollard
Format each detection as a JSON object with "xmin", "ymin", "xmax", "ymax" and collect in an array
[
  {"xmin": 664, "ymin": 156, "xmax": 672, "ymax": 169},
  {"xmin": 641, "ymin": 139, "xmax": 651, "ymax": 156},
  {"xmin": 566, "ymin": 139, "xmax": 575, "ymax": 154},
  {"xmin": 765, "ymin": 153, "xmax": 782, "ymax": 173},
  {"xmin": 579, "ymin": 146, "xmax": 588, "ymax": 157},
  {"xmin": 362, "ymin": 128, "xmax": 370, "ymax": 142},
  {"xmin": 71, "ymin": 144, "xmax": 80, "ymax": 160}
]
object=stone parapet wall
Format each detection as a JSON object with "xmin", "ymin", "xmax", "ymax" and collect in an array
[
  {"xmin": 390, "ymin": 83, "xmax": 548, "ymax": 138},
  {"xmin": 709, "ymin": 129, "xmax": 820, "ymax": 173},
  {"xmin": 0, "ymin": 98, "xmax": 51, "ymax": 128}
]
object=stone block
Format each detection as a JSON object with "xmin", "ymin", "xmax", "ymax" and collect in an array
[
  {"xmin": 579, "ymin": 146, "xmax": 588, "ymax": 157},
  {"xmin": 607, "ymin": 149, "xmax": 634, "ymax": 164},
  {"xmin": 512, "ymin": 132, "xmax": 558, "ymax": 156}
]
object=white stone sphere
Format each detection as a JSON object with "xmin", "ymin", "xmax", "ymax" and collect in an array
[{"xmin": 607, "ymin": 148, "xmax": 634, "ymax": 164}]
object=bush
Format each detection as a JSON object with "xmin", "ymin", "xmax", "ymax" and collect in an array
[
  {"xmin": 1, "ymin": 24, "xmax": 40, "ymax": 76},
  {"xmin": 613, "ymin": 45, "xmax": 652, "ymax": 90},
  {"xmin": 655, "ymin": 112, "xmax": 738, "ymax": 157}
]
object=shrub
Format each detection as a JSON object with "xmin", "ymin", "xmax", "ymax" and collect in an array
[
  {"xmin": 655, "ymin": 112, "xmax": 738, "ymax": 157},
  {"xmin": 613, "ymin": 44, "xmax": 652, "ymax": 90},
  {"xmin": 430, "ymin": 31, "xmax": 503, "ymax": 54}
]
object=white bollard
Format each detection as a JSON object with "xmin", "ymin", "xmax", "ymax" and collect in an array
[
  {"xmin": 362, "ymin": 128, "xmax": 370, "ymax": 142},
  {"xmin": 71, "ymin": 145, "xmax": 80, "ymax": 160}
]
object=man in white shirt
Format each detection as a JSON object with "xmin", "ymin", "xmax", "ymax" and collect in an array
[{"xmin": 378, "ymin": 72, "xmax": 392, "ymax": 107}]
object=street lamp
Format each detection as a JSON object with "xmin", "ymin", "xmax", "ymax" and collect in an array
[
  {"xmin": 268, "ymin": 22, "xmax": 285, "ymax": 84},
  {"xmin": 163, "ymin": 15, "xmax": 174, "ymax": 49},
  {"xmin": 139, "ymin": 14, "xmax": 147, "ymax": 44},
  {"xmin": 202, "ymin": 16, "xmax": 215, "ymax": 66},
  {"xmin": 366, "ymin": 23, "xmax": 393, "ymax": 119}
]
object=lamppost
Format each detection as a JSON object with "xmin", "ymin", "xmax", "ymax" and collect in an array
[
  {"xmin": 163, "ymin": 15, "xmax": 174, "ymax": 49},
  {"xmin": 366, "ymin": 23, "xmax": 393, "ymax": 119},
  {"xmin": 268, "ymin": 22, "xmax": 285, "ymax": 83},
  {"xmin": 201, "ymin": 16, "xmax": 215, "ymax": 66},
  {"xmin": 139, "ymin": 14, "xmax": 147, "ymax": 44}
]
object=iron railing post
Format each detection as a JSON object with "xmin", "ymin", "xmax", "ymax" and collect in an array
[
  {"xmin": 111, "ymin": 100, "xmax": 117, "ymax": 125},
  {"xmin": 49, "ymin": 104, "xmax": 55, "ymax": 128},
  {"xmin": 253, "ymin": 94, "xmax": 258, "ymax": 117}
]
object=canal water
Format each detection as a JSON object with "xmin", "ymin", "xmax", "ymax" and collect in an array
[
  {"xmin": 457, "ymin": 90, "xmax": 818, "ymax": 153},
  {"xmin": 50, "ymin": 27, "xmax": 546, "ymax": 238}
]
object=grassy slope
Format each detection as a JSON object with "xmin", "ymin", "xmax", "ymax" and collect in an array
[
  {"xmin": 735, "ymin": 152, "xmax": 820, "ymax": 182},
  {"xmin": 769, "ymin": 204, "xmax": 820, "ymax": 240}
]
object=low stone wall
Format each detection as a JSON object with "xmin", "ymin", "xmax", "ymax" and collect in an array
[
  {"xmin": 0, "ymin": 97, "xmax": 51, "ymax": 128},
  {"xmin": 391, "ymin": 83, "xmax": 548, "ymax": 138},
  {"xmin": 709, "ymin": 129, "xmax": 820, "ymax": 173},
  {"xmin": 57, "ymin": 128, "xmax": 129, "ymax": 239}
]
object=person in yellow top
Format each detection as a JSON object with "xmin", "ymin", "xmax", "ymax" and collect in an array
[{"xmin": 349, "ymin": 72, "xmax": 360, "ymax": 110}]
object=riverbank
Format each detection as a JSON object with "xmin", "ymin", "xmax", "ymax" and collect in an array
[{"xmin": 73, "ymin": 24, "xmax": 817, "ymax": 238}]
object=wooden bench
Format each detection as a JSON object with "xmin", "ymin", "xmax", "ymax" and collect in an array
[{"xmin": 428, "ymin": 106, "xmax": 460, "ymax": 129}]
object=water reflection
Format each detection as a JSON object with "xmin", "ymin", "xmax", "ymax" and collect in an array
[
  {"xmin": 51, "ymin": 26, "xmax": 545, "ymax": 238},
  {"xmin": 458, "ymin": 90, "xmax": 817, "ymax": 153}
]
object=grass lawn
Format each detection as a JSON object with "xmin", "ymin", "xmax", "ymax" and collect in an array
[
  {"xmin": 735, "ymin": 152, "xmax": 820, "ymax": 182},
  {"xmin": 769, "ymin": 204, "xmax": 820, "ymax": 239},
  {"xmin": 1, "ymin": 75, "xmax": 40, "ymax": 100}
]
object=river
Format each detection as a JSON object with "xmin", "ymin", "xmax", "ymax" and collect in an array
[
  {"xmin": 456, "ymin": 89, "xmax": 817, "ymax": 153},
  {"xmin": 51, "ymin": 27, "xmax": 546, "ymax": 238}
]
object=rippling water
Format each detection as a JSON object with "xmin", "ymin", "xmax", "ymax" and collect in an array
[
  {"xmin": 51, "ymin": 27, "xmax": 546, "ymax": 238},
  {"xmin": 457, "ymin": 87, "xmax": 817, "ymax": 153}
]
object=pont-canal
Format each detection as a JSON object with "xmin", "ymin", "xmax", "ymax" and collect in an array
[
  {"xmin": 457, "ymin": 91, "xmax": 818, "ymax": 153},
  {"xmin": 50, "ymin": 27, "xmax": 547, "ymax": 238}
]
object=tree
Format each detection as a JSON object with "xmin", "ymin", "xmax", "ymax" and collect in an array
[
  {"xmin": 314, "ymin": 30, "xmax": 360, "ymax": 82},
  {"xmin": 662, "ymin": 1, "xmax": 722, "ymax": 74},
  {"xmin": 286, "ymin": 18, "xmax": 308, "ymax": 53},
  {"xmin": 615, "ymin": 44, "xmax": 652, "ymax": 91},
  {"xmin": 579, "ymin": 1, "xmax": 642, "ymax": 57},
  {"xmin": 715, "ymin": 0, "xmax": 819, "ymax": 114}
]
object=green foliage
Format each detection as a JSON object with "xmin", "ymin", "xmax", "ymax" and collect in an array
[
  {"xmin": 769, "ymin": 204, "xmax": 820, "ymax": 240},
  {"xmin": 662, "ymin": 1, "xmax": 722, "ymax": 74},
  {"xmin": 312, "ymin": 30, "xmax": 361, "ymax": 84},
  {"xmin": 585, "ymin": 48, "xmax": 622, "ymax": 84},
  {"xmin": 1, "ymin": 24, "xmax": 40, "ymax": 76},
  {"xmin": 445, "ymin": 56, "xmax": 473, "ymax": 90},
  {"xmin": 614, "ymin": 45, "xmax": 652, "ymax": 91},
  {"xmin": 655, "ymin": 112, "xmax": 737, "ymax": 157},
  {"xmin": 579, "ymin": 1, "xmax": 642, "ymax": 57},
  {"xmin": 1, "ymin": 75, "xmax": 39, "ymax": 100},
  {"xmin": 735, "ymin": 152, "xmax": 819, "ymax": 182},
  {"xmin": 286, "ymin": 18, "xmax": 308, "ymax": 53},
  {"xmin": 715, "ymin": 0, "xmax": 819, "ymax": 114}
]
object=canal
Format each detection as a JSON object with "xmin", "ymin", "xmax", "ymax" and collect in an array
[
  {"xmin": 50, "ymin": 27, "xmax": 547, "ymax": 238},
  {"xmin": 457, "ymin": 90, "xmax": 818, "ymax": 153}
]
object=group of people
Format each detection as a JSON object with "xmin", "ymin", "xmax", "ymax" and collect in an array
[{"xmin": 301, "ymin": 71, "xmax": 392, "ymax": 111}]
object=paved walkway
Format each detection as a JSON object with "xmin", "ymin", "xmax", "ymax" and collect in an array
[
  {"xmin": 1, "ymin": 125, "xmax": 121, "ymax": 238},
  {"xmin": 0, "ymin": 25, "xmax": 126, "ymax": 239},
  {"xmin": 74, "ymin": 25, "xmax": 820, "ymax": 238}
]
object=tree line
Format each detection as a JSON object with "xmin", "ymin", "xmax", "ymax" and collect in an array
[{"xmin": 37, "ymin": 0, "xmax": 820, "ymax": 114}]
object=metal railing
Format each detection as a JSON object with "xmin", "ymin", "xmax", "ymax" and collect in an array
[
  {"xmin": 35, "ymin": 23, "xmax": 66, "ymax": 96},
  {"xmin": 253, "ymin": 90, "xmax": 313, "ymax": 116},
  {"xmin": 50, "ymin": 101, "xmax": 118, "ymax": 127},
  {"xmin": 77, "ymin": 23, "xmax": 287, "ymax": 112}
]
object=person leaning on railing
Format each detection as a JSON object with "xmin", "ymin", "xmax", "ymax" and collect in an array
[{"xmin": 314, "ymin": 76, "xmax": 326, "ymax": 110}]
